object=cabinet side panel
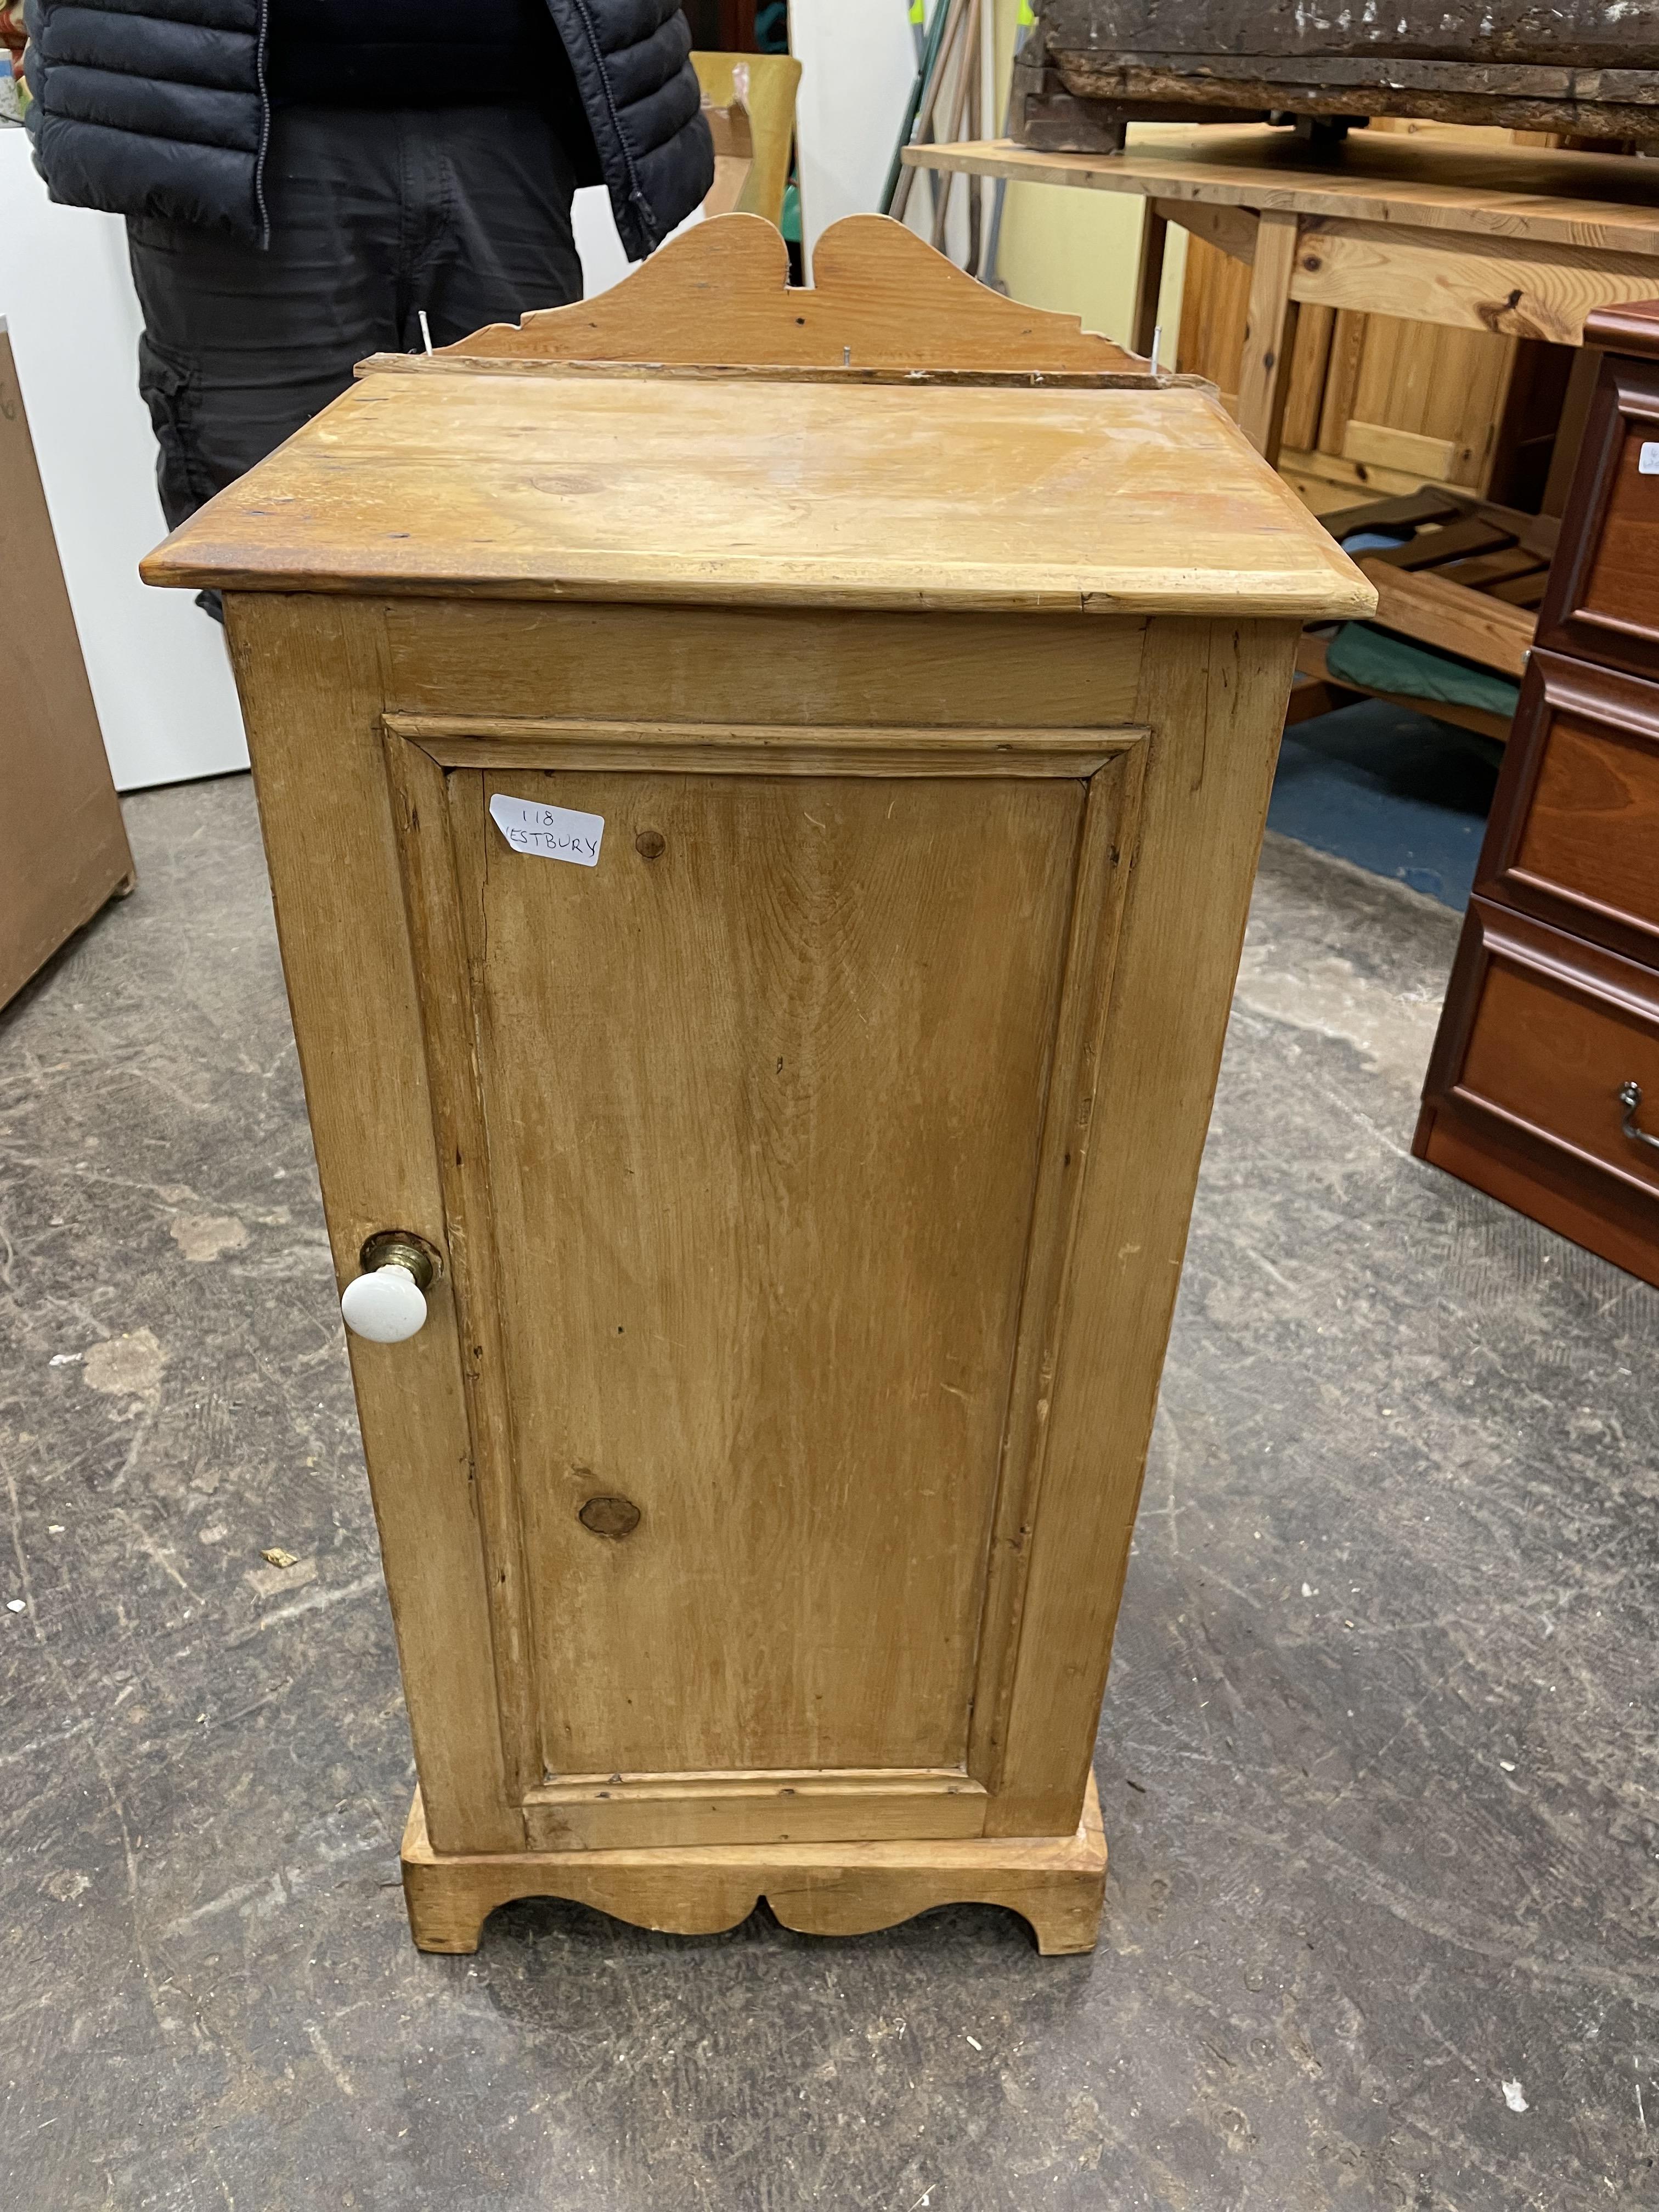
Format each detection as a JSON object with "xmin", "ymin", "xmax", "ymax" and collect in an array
[
  {"xmin": 986, "ymin": 617, "xmax": 1299, "ymax": 1837},
  {"xmin": 224, "ymin": 593, "xmax": 521, "ymax": 1854}
]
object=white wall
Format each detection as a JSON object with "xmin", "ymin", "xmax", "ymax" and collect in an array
[
  {"xmin": 1, "ymin": 127, "xmax": 250, "ymax": 792},
  {"xmin": 791, "ymin": 0, "xmax": 961, "ymax": 272},
  {"xmin": 0, "ymin": 139, "xmax": 681, "ymax": 795}
]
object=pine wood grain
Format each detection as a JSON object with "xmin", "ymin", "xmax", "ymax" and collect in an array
[
  {"xmin": 394, "ymin": 760, "xmax": 1098, "ymax": 1784},
  {"xmin": 1291, "ymin": 219, "xmax": 1659, "ymax": 347},
  {"xmin": 908, "ymin": 130, "xmax": 1659, "ymax": 256},
  {"xmin": 224, "ymin": 594, "xmax": 523, "ymax": 1854},
  {"xmin": 431, "ymin": 212, "xmax": 1143, "ymax": 375},
  {"xmin": 143, "ymin": 375, "xmax": 1369, "ymax": 622},
  {"xmin": 403, "ymin": 1774, "xmax": 1107, "ymax": 1955},
  {"xmin": 1359, "ymin": 556, "xmax": 1537, "ymax": 678},
  {"xmin": 1237, "ymin": 208, "xmax": 1301, "ymax": 458},
  {"xmin": 984, "ymin": 618, "xmax": 1301, "ymax": 1834},
  {"xmin": 379, "ymin": 604, "xmax": 1151, "ymax": 731}
]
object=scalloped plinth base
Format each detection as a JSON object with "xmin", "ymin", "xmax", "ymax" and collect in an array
[{"xmin": 401, "ymin": 1776, "xmax": 1106, "ymax": 1957}]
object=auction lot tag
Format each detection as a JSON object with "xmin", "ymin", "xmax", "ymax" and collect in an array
[
  {"xmin": 1640, "ymin": 441, "xmax": 1659, "ymax": 476},
  {"xmin": 489, "ymin": 793, "xmax": 605, "ymax": 867}
]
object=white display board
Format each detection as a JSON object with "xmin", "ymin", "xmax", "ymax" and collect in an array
[
  {"xmin": 790, "ymin": 0, "xmax": 968, "ymax": 274},
  {"xmin": 0, "ymin": 126, "xmax": 249, "ymax": 792}
]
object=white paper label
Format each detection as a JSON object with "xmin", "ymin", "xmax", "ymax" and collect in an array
[
  {"xmin": 1640, "ymin": 441, "xmax": 1659, "ymax": 476},
  {"xmin": 489, "ymin": 793, "xmax": 604, "ymax": 867}
]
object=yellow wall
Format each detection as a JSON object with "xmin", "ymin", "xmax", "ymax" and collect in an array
[{"xmin": 989, "ymin": 0, "xmax": 1185, "ymax": 353}]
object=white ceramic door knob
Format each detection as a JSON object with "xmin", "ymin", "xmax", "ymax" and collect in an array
[{"xmin": 341, "ymin": 1236, "xmax": 436, "ymax": 1344}]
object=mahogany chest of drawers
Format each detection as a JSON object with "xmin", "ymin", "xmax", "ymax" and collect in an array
[{"xmin": 1417, "ymin": 301, "xmax": 1659, "ymax": 1287}]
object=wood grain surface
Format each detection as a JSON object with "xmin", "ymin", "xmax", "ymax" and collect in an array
[
  {"xmin": 1290, "ymin": 218, "xmax": 1659, "ymax": 346},
  {"xmin": 402, "ymin": 1774, "xmax": 1108, "ymax": 1955},
  {"xmin": 1359, "ymin": 557, "xmax": 1537, "ymax": 680},
  {"xmin": 906, "ymin": 129, "xmax": 1659, "ymax": 256},
  {"xmin": 143, "ymin": 375, "xmax": 1368, "ymax": 619},
  {"xmin": 433, "ymin": 212, "xmax": 1144, "ymax": 375},
  {"xmin": 393, "ymin": 760, "xmax": 1102, "ymax": 1785}
]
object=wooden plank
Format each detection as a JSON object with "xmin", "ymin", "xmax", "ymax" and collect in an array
[
  {"xmin": 1029, "ymin": 0, "xmax": 1659, "ymax": 72},
  {"xmin": 1358, "ymin": 556, "xmax": 1537, "ymax": 677},
  {"xmin": 380, "ymin": 737, "xmax": 544, "ymax": 1809},
  {"xmin": 969, "ymin": 754, "xmax": 1145, "ymax": 1792},
  {"xmin": 904, "ymin": 131, "xmax": 1659, "ymax": 257},
  {"xmin": 1488, "ymin": 569, "xmax": 1551, "ymax": 606},
  {"xmin": 1365, "ymin": 515, "xmax": 1514, "ymax": 569},
  {"xmin": 223, "ymin": 594, "xmax": 523, "ymax": 1857},
  {"xmin": 984, "ymin": 617, "xmax": 1301, "ymax": 1836},
  {"xmin": 1307, "ymin": 486, "xmax": 1467, "ymax": 538},
  {"xmin": 144, "ymin": 377, "xmax": 1372, "ymax": 623},
  {"xmin": 1438, "ymin": 546, "xmax": 1548, "ymax": 589},
  {"xmin": 440, "ymin": 211, "xmax": 1144, "ymax": 374},
  {"xmin": 1280, "ymin": 302, "xmax": 1334, "ymax": 455},
  {"xmin": 1174, "ymin": 232, "xmax": 1250, "ymax": 403},
  {"xmin": 1291, "ymin": 219, "xmax": 1659, "ymax": 346},
  {"xmin": 387, "ymin": 715, "xmax": 1141, "ymax": 779},
  {"xmin": 1342, "ymin": 417, "xmax": 1465, "ymax": 482},
  {"xmin": 1284, "ymin": 445, "xmax": 1476, "ymax": 502},
  {"xmin": 382, "ymin": 604, "xmax": 1152, "ymax": 731},
  {"xmin": 1153, "ymin": 194, "xmax": 1257, "ymax": 265},
  {"xmin": 1317, "ymin": 309, "xmax": 1368, "ymax": 457},
  {"xmin": 1132, "ymin": 205, "xmax": 1168, "ymax": 356},
  {"xmin": 402, "ymin": 1774, "xmax": 1108, "ymax": 1957},
  {"xmin": 1294, "ymin": 630, "xmax": 1513, "ymax": 741},
  {"xmin": 1025, "ymin": 32, "xmax": 1659, "ymax": 142},
  {"xmin": 1237, "ymin": 209, "xmax": 1302, "ymax": 460},
  {"xmin": 522, "ymin": 1768, "xmax": 989, "ymax": 1852}
]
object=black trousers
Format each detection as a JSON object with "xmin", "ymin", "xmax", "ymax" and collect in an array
[{"xmin": 127, "ymin": 105, "xmax": 584, "ymax": 534}]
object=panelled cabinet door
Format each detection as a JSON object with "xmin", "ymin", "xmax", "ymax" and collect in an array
[{"xmin": 383, "ymin": 720, "xmax": 1144, "ymax": 1853}]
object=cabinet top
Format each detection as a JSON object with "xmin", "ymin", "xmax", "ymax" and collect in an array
[
  {"xmin": 142, "ymin": 216, "xmax": 1369, "ymax": 622},
  {"xmin": 143, "ymin": 373, "xmax": 1369, "ymax": 619}
]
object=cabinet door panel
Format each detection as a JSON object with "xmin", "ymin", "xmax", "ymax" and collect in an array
[{"xmin": 394, "ymin": 756, "xmax": 1097, "ymax": 1800}]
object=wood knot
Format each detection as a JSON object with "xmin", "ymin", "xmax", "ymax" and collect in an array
[{"xmin": 579, "ymin": 1494, "xmax": 641, "ymax": 1538}]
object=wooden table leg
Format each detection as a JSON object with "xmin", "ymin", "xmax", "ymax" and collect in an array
[
  {"xmin": 1132, "ymin": 205, "xmax": 1167, "ymax": 360},
  {"xmin": 1237, "ymin": 208, "xmax": 1301, "ymax": 464}
]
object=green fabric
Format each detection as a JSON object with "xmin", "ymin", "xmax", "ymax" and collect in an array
[
  {"xmin": 1325, "ymin": 621, "xmax": 1521, "ymax": 719},
  {"xmin": 781, "ymin": 179, "xmax": 801, "ymax": 244}
]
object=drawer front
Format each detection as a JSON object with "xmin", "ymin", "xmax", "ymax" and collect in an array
[
  {"xmin": 1537, "ymin": 357, "xmax": 1659, "ymax": 680},
  {"xmin": 1435, "ymin": 902, "xmax": 1659, "ymax": 1205},
  {"xmin": 1477, "ymin": 650, "xmax": 1659, "ymax": 967}
]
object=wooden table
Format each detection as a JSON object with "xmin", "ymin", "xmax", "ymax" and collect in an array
[
  {"xmin": 907, "ymin": 127, "xmax": 1659, "ymax": 462},
  {"xmin": 142, "ymin": 215, "xmax": 1368, "ymax": 1960}
]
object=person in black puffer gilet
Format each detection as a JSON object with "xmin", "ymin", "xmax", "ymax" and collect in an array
[{"xmin": 22, "ymin": 0, "xmax": 714, "ymax": 562}]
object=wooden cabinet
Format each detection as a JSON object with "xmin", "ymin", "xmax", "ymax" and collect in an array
[
  {"xmin": 143, "ymin": 216, "xmax": 1368, "ymax": 1957},
  {"xmin": 1418, "ymin": 301, "xmax": 1659, "ymax": 1288},
  {"xmin": 1536, "ymin": 316, "xmax": 1659, "ymax": 679},
  {"xmin": 1, "ymin": 324, "xmax": 133, "ymax": 1009}
]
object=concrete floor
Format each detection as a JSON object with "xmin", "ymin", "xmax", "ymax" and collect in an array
[{"xmin": 2, "ymin": 776, "xmax": 1655, "ymax": 2211}]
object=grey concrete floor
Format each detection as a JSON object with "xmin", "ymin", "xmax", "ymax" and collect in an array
[{"xmin": 2, "ymin": 776, "xmax": 1655, "ymax": 2211}]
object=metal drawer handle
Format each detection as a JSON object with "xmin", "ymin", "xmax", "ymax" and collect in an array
[{"xmin": 1618, "ymin": 1081, "xmax": 1659, "ymax": 1153}]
